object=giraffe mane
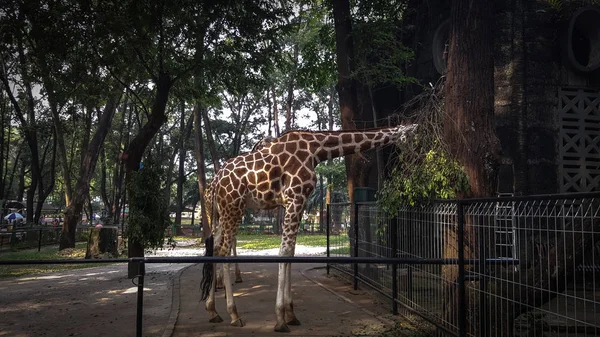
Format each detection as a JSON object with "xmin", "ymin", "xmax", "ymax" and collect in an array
[{"xmin": 277, "ymin": 126, "xmax": 398, "ymax": 137}]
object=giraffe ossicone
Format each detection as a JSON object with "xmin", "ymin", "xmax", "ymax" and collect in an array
[{"xmin": 200, "ymin": 124, "xmax": 418, "ymax": 331}]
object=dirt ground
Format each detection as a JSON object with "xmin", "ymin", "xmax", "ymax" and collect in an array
[
  {"xmin": 172, "ymin": 263, "xmax": 402, "ymax": 337},
  {"xmin": 0, "ymin": 248, "xmax": 414, "ymax": 337},
  {"xmin": 0, "ymin": 262, "xmax": 186, "ymax": 337}
]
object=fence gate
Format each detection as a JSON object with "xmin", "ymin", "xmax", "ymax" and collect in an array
[{"xmin": 558, "ymin": 87, "xmax": 600, "ymax": 192}]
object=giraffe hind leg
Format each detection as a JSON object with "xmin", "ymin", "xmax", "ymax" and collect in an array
[
  {"xmin": 206, "ymin": 263, "xmax": 223, "ymax": 323},
  {"xmin": 216, "ymin": 265, "xmax": 224, "ymax": 289},
  {"xmin": 223, "ymin": 262, "xmax": 244, "ymax": 327}
]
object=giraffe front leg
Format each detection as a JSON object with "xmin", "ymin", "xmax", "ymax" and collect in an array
[
  {"xmin": 223, "ymin": 262, "xmax": 244, "ymax": 327},
  {"xmin": 205, "ymin": 263, "xmax": 223, "ymax": 323},
  {"xmin": 284, "ymin": 262, "xmax": 300, "ymax": 325},
  {"xmin": 274, "ymin": 262, "xmax": 290, "ymax": 332}
]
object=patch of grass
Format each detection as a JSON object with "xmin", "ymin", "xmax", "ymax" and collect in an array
[
  {"xmin": 236, "ymin": 234, "xmax": 330, "ymax": 250},
  {"xmin": 329, "ymin": 246, "xmax": 350, "ymax": 255},
  {"xmin": 236, "ymin": 234, "xmax": 282, "ymax": 250},
  {"xmin": 0, "ymin": 242, "xmax": 109, "ymax": 278}
]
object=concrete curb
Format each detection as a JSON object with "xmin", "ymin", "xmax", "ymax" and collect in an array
[
  {"xmin": 299, "ymin": 266, "xmax": 396, "ymax": 328},
  {"xmin": 161, "ymin": 263, "xmax": 195, "ymax": 337}
]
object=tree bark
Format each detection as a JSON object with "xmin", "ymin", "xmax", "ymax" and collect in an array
[
  {"xmin": 285, "ymin": 43, "xmax": 299, "ymax": 131},
  {"xmin": 194, "ymin": 103, "xmax": 211, "ymax": 239},
  {"xmin": 444, "ymin": 0, "xmax": 500, "ymax": 197},
  {"xmin": 60, "ymin": 92, "xmax": 121, "ymax": 249},
  {"xmin": 113, "ymin": 103, "xmax": 132, "ymax": 225},
  {"xmin": 332, "ymin": 0, "xmax": 363, "ymax": 204},
  {"xmin": 44, "ymin": 76, "xmax": 73, "ymax": 208},
  {"xmin": 272, "ymin": 88, "xmax": 280, "ymax": 137},
  {"xmin": 85, "ymin": 227, "xmax": 118, "ymax": 259},
  {"xmin": 442, "ymin": 0, "xmax": 501, "ymax": 334}
]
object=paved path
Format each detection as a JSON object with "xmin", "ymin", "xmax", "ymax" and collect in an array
[{"xmin": 170, "ymin": 263, "xmax": 394, "ymax": 337}]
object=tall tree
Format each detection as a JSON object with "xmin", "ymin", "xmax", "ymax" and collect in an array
[
  {"xmin": 442, "ymin": 0, "xmax": 500, "ymax": 334},
  {"xmin": 332, "ymin": 0, "xmax": 361, "ymax": 203},
  {"xmin": 444, "ymin": 0, "xmax": 500, "ymax": 197},
  {"xmin": 61, "ymin": 92, "xmax": 122, "ymax": 249}
]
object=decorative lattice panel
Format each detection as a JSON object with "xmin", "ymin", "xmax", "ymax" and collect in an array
[{"xmin": 558, "ymin": 88, "xmax": 600, "ymax": 192}]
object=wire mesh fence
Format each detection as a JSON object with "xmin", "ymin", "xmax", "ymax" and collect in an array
[{"xmin": 327, "ymin": 193, "xmax": 600, "ymax": 337}]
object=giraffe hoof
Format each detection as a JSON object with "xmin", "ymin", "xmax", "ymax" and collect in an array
[
  {"xmin": 286, "ymin": 317, "xmax": 301, "ymax": 326},
  {"xmin": 274, "ymin": 323, "xmax": 290, "ymax": 332},
  {"xmin": 230, "ymin": 318, "xmax": 245, "ymax": 327},
  {"xmin": 235, "ymin": 278, "xmax": 243, "ymax": 283},
  {"xmin": 209, "ymin": 315, "xmax": 223, "ymax": 323}
]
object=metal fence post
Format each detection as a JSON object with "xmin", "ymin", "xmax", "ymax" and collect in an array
[
  {"xmin": 478, "ymin": 214, "xmax": 487, "ymax": 337},
  {"xmin": 407, "ymin": 211, "xmax": 413, "ymax": 302},
  {"xmin": 136, "ymin": 260, "xmax": 145, "ymax": 337},
  {"xmin": 457, "ymin": 201, "xmax": 466, "ymax": 337},
  {"xmin": 326, "ymin": 203, "xmax": 330, "ymax": 275},
  {"xmin": 390, "ymin": 216, "xmax": 398, "ymax": 315},
  {"xmin": 353, "ymin": 202, "xmax": 359, "ymax": 290},
  {"xmin": 38, "ymin": 228, "xmax": 42, "ymax": 252}
]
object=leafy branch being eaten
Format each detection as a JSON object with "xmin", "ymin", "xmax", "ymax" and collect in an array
[{"xmin": 377, "ymin": 78, "xmax": 469, "ymax": 213}]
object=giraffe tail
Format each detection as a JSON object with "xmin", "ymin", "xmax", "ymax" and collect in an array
[{"xmin": 200, "ymin": 235, "xmax": 214, "ymax": 301}]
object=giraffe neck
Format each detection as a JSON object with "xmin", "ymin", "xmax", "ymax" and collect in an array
[{"xmin": 306, "ymin": 125, "xmax": 413, "ymax": 163}]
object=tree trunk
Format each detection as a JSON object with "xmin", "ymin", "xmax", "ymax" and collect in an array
[
  {"xmin": 442, "ymin": 0, "xmax": 500, "ymax": 334},
  {"xmin": 333, "ymin": 0, "xmax": 365, "ymax": 258},
  {"xmin": 45, "ymin": 81, "xmax": 73, "ymax": 208},
  {"xmin": 272, "ymin": 88, "xmax": 280, "ymax": 137},
  {"xmin": 0, "ymin": 92, "xmax": 5, "ymax": 202},
  {"xmin": 99, "ymin": 147, "xmax": 113, "ymax": 221},
  {"xmin": 122, "ymin": 72, "xmax": 172, "ymax": 278},
  {"xmin": 444, "ymin": 0, "xmax": 500, "ymax": 197},
  {"xmin": 194, "ymin": 103, "xmax": 211, "ymax": 239},
  {"xmin": 60, "ymin": 92, "xmax": 121, "ymax": 249},
  {"xmin": 266, "ymin": 89, "xmax": 273, "ymax": 136},
  {"xmin": 332, "ymin": 0, "xmax": 363, "ymax": 204},
  {"xmin": 85, "ymin": 227, "xmax": 118, "ymax": 259},
  {"xmin": 285, "ymin": 43, "xmax": 299, "ymax": 131},
  {"xmin": 0, "ymin": 42, "xmax": 42, "ymax": 225},
  {"xmin": 174, "ymin": 101, "xmax": 187, "ymax": 235},
  {"xmin": 113, "ymin": 102, "xmax": 131, "ymax": 225}
]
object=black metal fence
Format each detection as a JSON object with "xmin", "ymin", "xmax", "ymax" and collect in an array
[
  {"xmin": 327, "ymin": 192, "xmax": 600, "ymax": 337},
  {"xmin": 0, "ymin": 224, "xmax": 93, "ymax": 252}
]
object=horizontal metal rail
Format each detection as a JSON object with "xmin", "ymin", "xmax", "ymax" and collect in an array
[{"xmin": 0, "ymin": 256, "xmax": 519, "ymax": 265}]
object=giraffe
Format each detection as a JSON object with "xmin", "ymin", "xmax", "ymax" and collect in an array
[{"xmin": 200, "ymin": 124, "xmax": 418, "ymax": 331}]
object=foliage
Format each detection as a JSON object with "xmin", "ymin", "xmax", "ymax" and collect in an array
[
  {"xmin": 126, "ymin": 158, "xmax": 171, "ymax": 250},
  {"xmin": 378, "ymin": 147, "xmax": 469, "ymax": 210},
  {"xmin": 352, "ymin": 0, "xmax": 417, "ymax": 89},
  {"xmin": 376, "ymin": 80, "xmax": 469, "ymax": 212}
]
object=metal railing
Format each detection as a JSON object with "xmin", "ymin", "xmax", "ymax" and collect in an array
[
  {"xmin": 328, "ymin": 192, "xmax": 600, "ymax": 337},
  {"xmin": 0, "ymin": 225, "xmax": 92, "ymax": 252}
]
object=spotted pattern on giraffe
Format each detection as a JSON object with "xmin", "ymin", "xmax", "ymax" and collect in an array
[{"xmin": 200, "ymin": 124, "xmax": 418, "ymax": 331}]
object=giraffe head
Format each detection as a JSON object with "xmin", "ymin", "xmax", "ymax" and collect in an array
[{"xmin": 392, "ymin": 123, "xmax": 418, "ymax": 144}]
